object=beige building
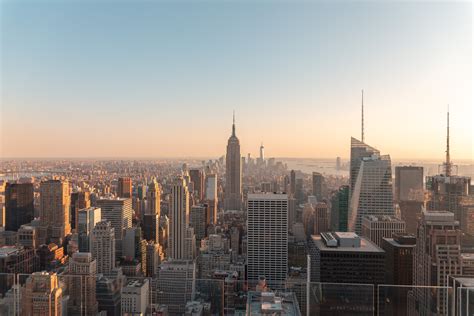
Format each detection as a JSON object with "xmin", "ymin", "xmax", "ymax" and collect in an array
[
  {"xmin": 21, "ymin": 272, "xmax": 63, "ymax": 316},
  {"xmin": 39, "ymin": 179, "xmax": 71, "ymax": 245}
]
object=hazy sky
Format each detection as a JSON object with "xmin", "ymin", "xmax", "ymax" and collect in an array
[{"xmin": 1, "ymin": 1, "xmax": 472, "ymax": 160}]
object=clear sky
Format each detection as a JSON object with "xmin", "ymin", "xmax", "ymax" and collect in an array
[{"xmin": 1, "ymin": 1, "xmax": 472, "ymax": 160}]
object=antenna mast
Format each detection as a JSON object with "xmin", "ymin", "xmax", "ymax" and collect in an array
[{"xmin": 361, "ymin": 89, "xmax": 365, "ymax": 143}]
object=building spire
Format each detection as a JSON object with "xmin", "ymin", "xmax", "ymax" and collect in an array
[
  {"xmin": 445, "ymin": 106, "xmax": 452, "ymax": 176},
  {"xmin": 361, "ymin": 89, "xmax": 365, "ymax": 143},
  {"xmin": 232, "ymin": 110, "xmax": 236, "ymax": 136}
]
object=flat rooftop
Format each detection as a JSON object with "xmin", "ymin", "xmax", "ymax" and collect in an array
[{"xmin": 312, "ymin": 234, "xmax": 384, "ymax": 253}]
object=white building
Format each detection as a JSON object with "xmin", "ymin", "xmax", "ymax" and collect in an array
[
  {"xmin": 247, "ymin": 193, "xmax": 288, "ymax": 286},
  {"xmin": 78, "ymin": 207, "xmax": 101, "ymax": 252},
  {"xmin": 349, "ymin": 150, "xmax": 394, "ymax": 234},
  {"xmin": 96, "ymin": 198, "xmax": 132, "ymax": 254},
  {"xmin": 91, "ymin": 220, "xmax": 115, "ymax": 274},
  {"xmin": 361, "ymin": 215, "xmax": 405, "ymax": 247},
  {"xmin": 121, "ymin": 278, "xmax": 149, "ymax": 315}
]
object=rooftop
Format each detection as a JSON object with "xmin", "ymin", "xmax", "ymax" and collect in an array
[
  {"xmin": 313, "ymin": 233, "xmax": 384, "ymax": 253},
  {"xmin": 247, "ymin": 291, "xmax": 301, "ymax": 316}
]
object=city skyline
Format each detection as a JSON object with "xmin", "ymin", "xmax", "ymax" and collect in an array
[{"xmin": 1, "ymin": 1, "xmax": 472, "ymax": 160}]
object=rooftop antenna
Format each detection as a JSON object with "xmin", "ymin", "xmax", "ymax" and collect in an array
[
  {"xmin": 232, "ymin": 110, "xmax": 236, "ymax": 136},
  {"xmin": 361, "ymin": 89, "xmax": 365, "ymax": 143},
  {"xmin": 445, "ymin": 106, "xmax": 452, "ymax": 176}
]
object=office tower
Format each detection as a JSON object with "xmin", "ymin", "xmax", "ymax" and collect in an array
[
  {"xmin": 156, "ymin": 260, "xmax": 196, "ymax": 315},
  {"xmin": 68, "ymin": 252, "xmax": 98, "ymax": 316},
  {"xmin": 39, "ymin": 179, "xmax": 71, "ymax": 245},
  {"xmin": 70, "ymin": 191, "xmax": 91, "ymax": 231},
  {"xmin": 205, "ymin": 173, "xmax": 218, "ymax": 224},
  {"xmin": 288, "ymin": 197, "xmax": 296, "ymax": 232},
  {"xmin": 17, "ymin": 225, "xmax": 38, "ymax": 249},
  {"xmin": 247, "ymin": 193, "xmax": 288, "ymax": 285},
  {"xmin": 349, "ymin": 152, "xmax": 394, "ymax": 234},
  {"xmin": 96, "ymin": 269, "xmax": 125, "ymax": 316},
  {"xmin": 247, "ymin": 291, "xmax": 301, "ymax": 315},
  {"xmin": 302, "ymin": 203, "xmax": 315, "ymax": 238},
  {"xmin": 260, "ymin": 143, "xmax": 265, "ymax": 161},
  {"xmin": 330, "ymin": 185, "xmax": 349, "ymax": 231},
  {"xmin": 189, "ymin": 204, "xmax": 208, "ymax": 241},
  {"xmin": 361, "ymin": 215, "xmax": 405, "ymax": 247},
  {"xmin": 412, "ymin": 210, "xmax": 462, "ymax": 315},
  {"xmin": 169, "ymin": 177, "xmax": 195, "ymax": 260},
  {"xmin": 146, "ymin": 179, "xmax": 161, "ymax": 216},
  {"xmin": 426, "ymin": 112, "xmax": 471, "ymax": 235},
  {"xmin": 121, "ymin": 279, "xmax": 149, "ymax": 315},
  {"xmin": 314, "ymin": 202, "xmax": 329, "ymax": 235},
  {"xmin": 0, "ymin": 246, "xmax": 36, "ymax": 295},
  {"xmin": 349, "ymin": 137, "xmax": 379, "ymax": 196},
  {"xmin": 290, "ymin": 170, "xmax": 296, "ymax": 196},
  {"xmin": 295, "ymin": 178, "xmax": 304, "ymax": 204},
  {"xmin": 5, "ymin": 182, "xmax": 34, "ymax": 231},
  {"xmin": 78, "ymin": 207, "xmax": 101, "ymax": 252},
  {"xmin": 92, "ymin": 220, "xmax": 116, "ymax": 274},
  {"xmin": 96, "ymin": 198, "xmax": 132, "ymax": 254},
  {"xmin": 382, "ymin": 234, "xmax": 416, "ymax": 316},
  {"xmin": 145, "ymin": 241, "xmax": 164, "ymax": 277},
  {"xmin": 137, "ymin": 183, "xmax": 147, "ymax": 200},
  {"xmin": 224, "ymin": 113, "xmax": 242, "ymax": 211},
  {"xmin": 117, "ymin": 177, "xmax": 132, "ymax": 198},
  {"xmin": 312, "ymin": 172, "xmax": 324, "ymax": 201},
  {"xmin": 336, "ymin": 156, "xmax": 341, "ymax": 170},
  {"xmin": 395, "ymin": 166, "xmax": 424, "ymax": 234},
  {"xmin": 21, "ymin": 272, "xmax": 63, "ymax": 316},
  {"xmin": 142, "ymin": 213, "xmax": 160, "ymax": 243},
  {"xmin": 395, "ymin": 166, "xmax": 424, "ymax": 202},
  {"xmin": 230, "ymin": 226, "xmax": 240, "ymax": 260},
  {"xmin": 309, "ymin": 232, "xmax": 385, "ymax": 284},
  {"xmin": 189, "ymin": 169, "xmax": 205, "ymax": 201}
]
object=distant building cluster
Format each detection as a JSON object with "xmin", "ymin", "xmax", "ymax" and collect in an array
[{"xmin": 0, "ymin": 111, "xmax": 472, "ymax": 315}]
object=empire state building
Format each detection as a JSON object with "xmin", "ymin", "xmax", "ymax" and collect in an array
[{"xmin": 224, "ymin": 113, "xmax": 242, "ymax": 211}]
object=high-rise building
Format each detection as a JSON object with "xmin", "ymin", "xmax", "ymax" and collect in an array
[
  {"xmin": 381, "ymin": 234, "xmax": 416, "ymax": 316},
  {"xmin": 290, "ymin": 170, "xmax": 296, "ymax": 196},
  {"xmin": 224, "ymin": 113, "xmax": 242, "ymax": 211},
  {"xmin": 70, "ymin": 191, "xmax": 91, "ymax": 231},
  {"xmin": 412, "ymin": 210, "xmax": 462, "ymax": 315},
  {"xmin": 330, "ymin": 185, "xmax": 349, "ymax": 232},
  {"xmin": 312, "ymin": 172, "xmax": 324, "ymax": 201},
  {"xmin": 121, "ymin": 279, "xmax": 149, "ymax": 315},
  {"xmin": 349, "ymin": 137, "xmax": 379, "ymax": 196},
  {"xmin": 189, "ymin": 169, "xmax": 205, "ymax": 201},
  {"xmin": 142, "ymin": 213, "xmax": 160, "ymax": 243},
  {"xmin": 21, "ymin": 272, "xmax": 63, "ymax": 316},
  {"xmin": 169, "ymin": 177, "xmax": 195, "ymax": 260},
  {"xmin": 117, "ymin": 177, "xmax": 132, "ymax": 198},
  {"xmin": 189, "ymin": 204, "xmax": 208, "ymax": 241},
  {"xmin": 247, "ymin": 193, "xmax": 288, "ymax": 285},
  {"xmin": 260, "ymin": 143, "xmax": 265, "ymax": 162},
  {"xmin": 361, "ymin": 215, "xmax": 405, "ymax": 247},
  {"xmin": 308, "ymin": 231, "xmax": 385, "ymax": 315},
  {"xmin": 145, "ymin": 241, "xmax": 164, "ymax": 277},
  {"xmin": 348, "ymin": 148, "xmax": 394, "ymax": 234},
  {"xmin": 5, "ymin": 182, "xmax": 34, "ymax": 232},
  {"xmin": 96, "ymin": 198, "xmax": 132, "ymax": 255},
  {"xmin": 92, "ymin": 220, "xmax": 116, "ymax": 274},
  {"xmin": 314, "ymin": 202, "xmax": 329, "ymax": 235},
  {"xmin": 425, "ymin": 111, "xmax": 471, "ymax": 244},
  {"xmin": 39, "ymin": 179, "xmax": 71, "ymax": 245},
  {"xmin": 78, "ymin": 207, "xmax": 101, "ymax": 252},
  {"xmin": 156, "ymin": 260, "xmax": 196, "ymax": 315},
  {"xmin": 308, "ymin": 232, "xmax": 385, "ymax": 284},
  {"xmin": 17, "ymin": 225, "xmax": 38, "ymax": 249},
  {"xmin": 68, "ymin": 252, "xmax": 98, "ymax": 316},
  {"xmin": 205, "ymin": 173, "xmax": 218, "ymax": 224},
  {"xmin": 395, "ymin": 166, "xmax": 424, "ymax": 202},
  {"xmin": 146, "ymin": 179, "xmax": 160, "ymax": 216},
  {"xmin": 96, "ymin": 269, "xmax": 125, "ymax": 316}
]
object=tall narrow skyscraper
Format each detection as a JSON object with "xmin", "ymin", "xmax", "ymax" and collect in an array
[
  {"xmin": 247, "ymin": 193, "xmax": 288, "ymax": 286},
  {"xmin": 92, "ymin": 220, "xmax": 116, "ymax": 274},
  {"xmin": 39, "ymin": 179, "xmax": 71, "ymax": 245},
  {"xmin": 117, "ymin": 177, "xmax": 132, "ymax": 198},
  {"xmin": 224, "ymin": 113, "xmax": 242, "ymax": 211},
  {"xmin": 169, "ymin": 177, "xmax": 195, "ymax": 260},
  {"xmin": 189, "ymin": 169, "xmax": 205, "ymax": 201},
  {"xmin": 349, "ymin": 149, "xmax": 394, "ymax": 234}
]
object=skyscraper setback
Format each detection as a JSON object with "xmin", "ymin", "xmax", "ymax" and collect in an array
[{"xmin": 224, "ymin": 113, "xmax": 242, "ymax": 211}]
